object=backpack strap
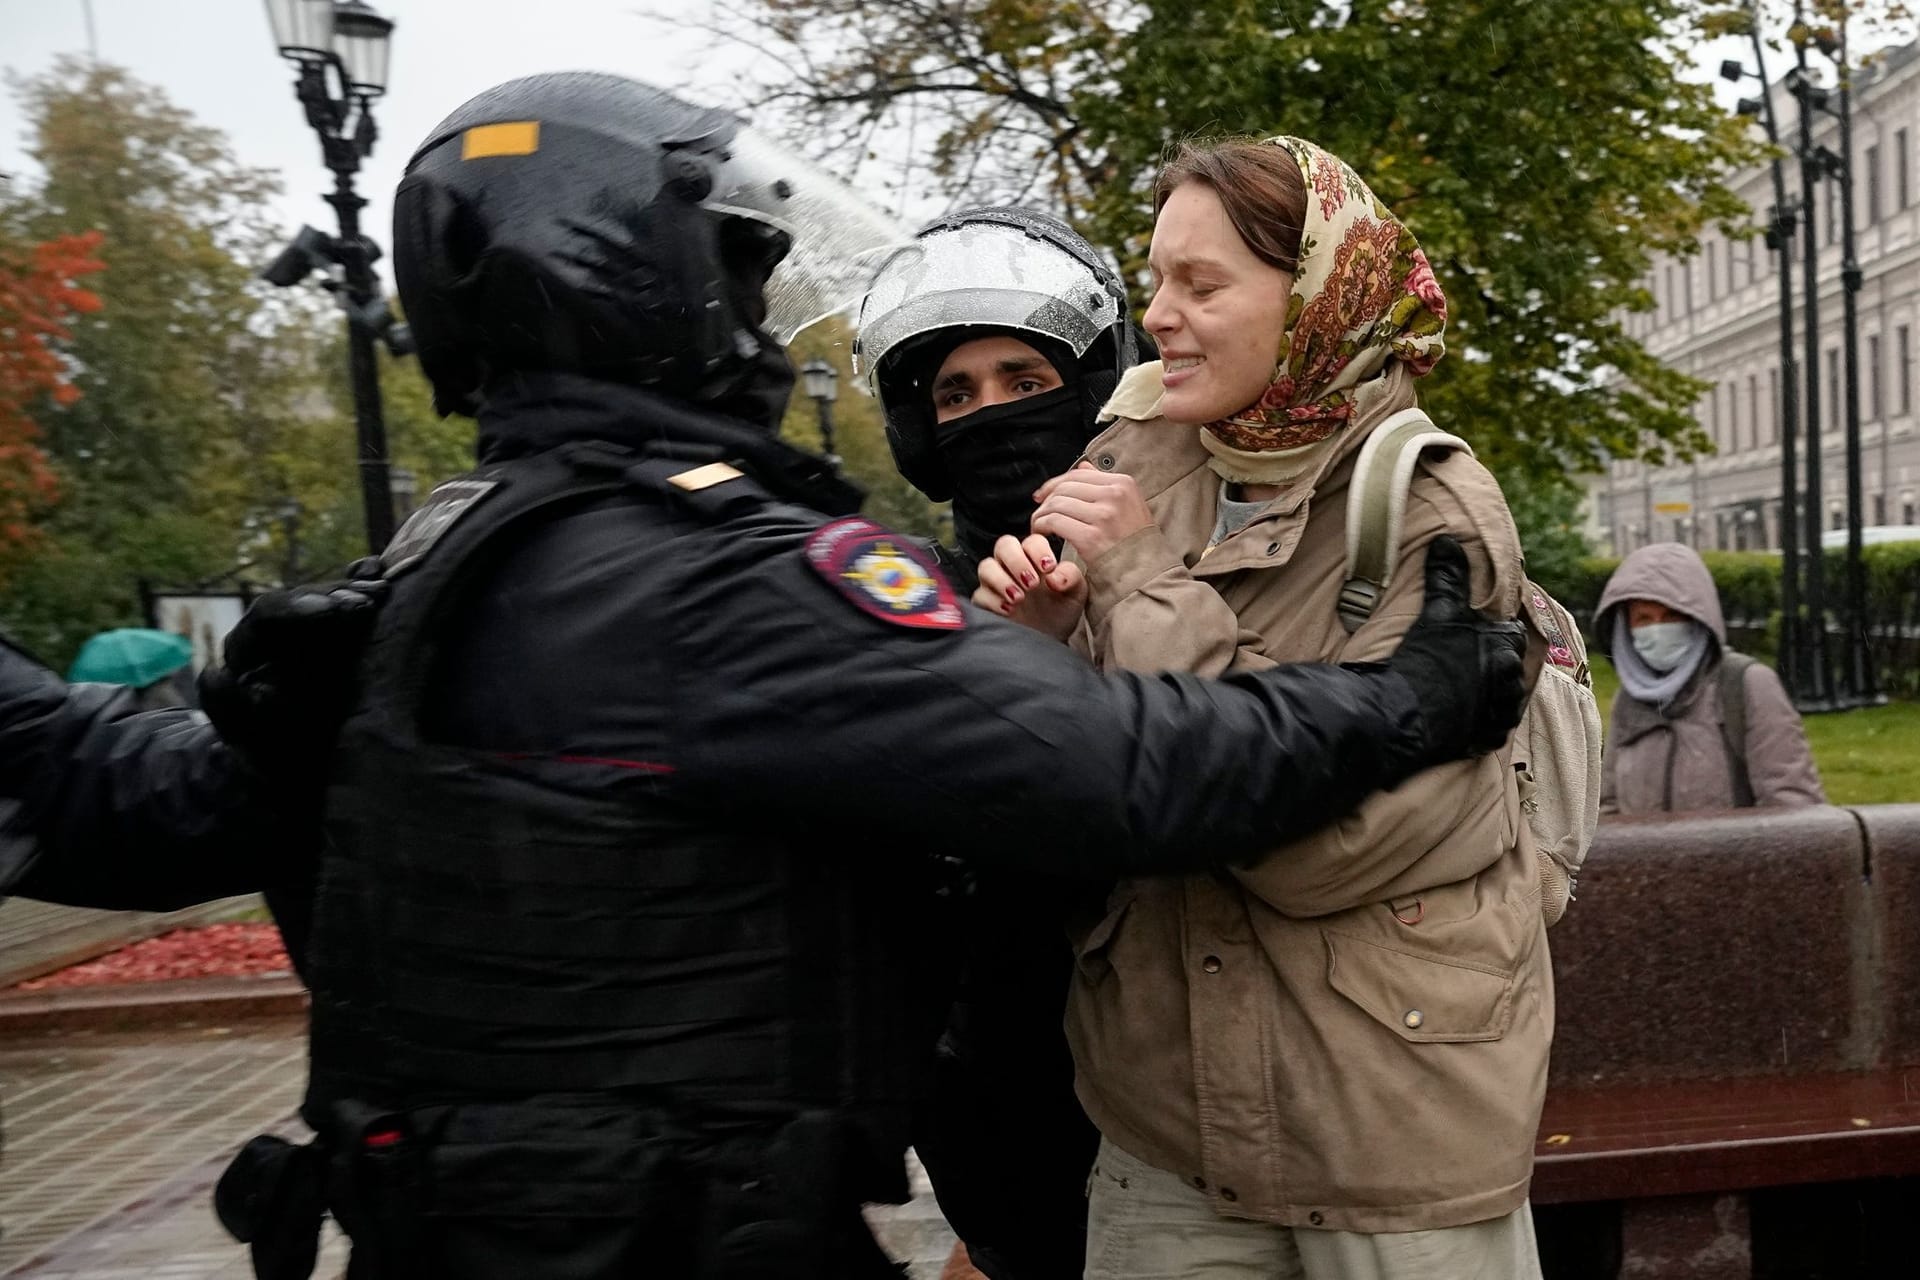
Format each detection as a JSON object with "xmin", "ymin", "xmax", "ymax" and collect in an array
[
  {"xmin": 1717, "ymin": 652, "xmax": 1757, "ymax": 807},
  {"xmin": 1340, "ymin": 408, "xmax": 1475, "ymax": 632}
]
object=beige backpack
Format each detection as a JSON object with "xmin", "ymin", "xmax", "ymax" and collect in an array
[{"xmin": 1340, "ymin": 409, "xmax": 1603, "ymax": 926}]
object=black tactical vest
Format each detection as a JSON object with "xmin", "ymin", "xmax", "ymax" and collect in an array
[{"xmin": 299, "ymin": 442, "xmax": 951, "ymax": 1174}]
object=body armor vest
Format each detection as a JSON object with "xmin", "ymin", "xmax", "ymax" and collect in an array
[{"xmin": 301, "ymin": 443, "xmax": 949, "ymax": 1155}]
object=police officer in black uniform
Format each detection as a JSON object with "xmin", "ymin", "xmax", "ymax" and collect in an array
[
  {"xmin": 854, "ymin": 207, "xmax": 1147, "ymax": 1278},
  {"xmin": 0, "ymin": 72, "xmax": 1528, "ymax": 1280}
]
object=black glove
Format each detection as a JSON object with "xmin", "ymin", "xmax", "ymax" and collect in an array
[
  {"xmin": 1384, "ymin": 535, "xmax": 1528, "ymax": 765},
  {"xmin": 198, "ymin": 575, "xmax": 387, "ymax": 783}
]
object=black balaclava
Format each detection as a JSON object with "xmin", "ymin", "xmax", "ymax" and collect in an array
[{"xmin": 898, "ymin": 328, "xmax": 1094, "ymax": 568}]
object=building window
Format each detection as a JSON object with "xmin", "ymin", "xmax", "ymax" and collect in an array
[
  {"xmin": 1870, "ymin": 334, "xmax": 1883, "ymax": 420},
  {"xmin": 1906, "ymin": 495, "xmax": 1917, "ymax": 525},
  {"xmin": 1867, "ymin": 144, "xmax": 1882, "ymax": 225},
  {"xmin": 1899, "ymin": 129, "xmax": 1912, "ymax": 210},
  {"xmin": 1748, "ymin": 374, "xmax": 1760, "ymax": 452},
  {"xmin": 1826, "ymin": 179, "xmax": 1838, "ymax": 244},
  {"xmin": 1828, "ymin": 348, "xmax": 1841, "ymax": 432},
  {"xmin": 1770, "ymin": 367, "xmax": 1781, "ymax": 444},
  {"xmin": 1902, "ymin": 325, "xmax": 1914, "ymax": 417},
  {"xmin": 1875, "ymin": 493, "xmax": 1887, "ymax": 525},
  {"xmin": 1707, "ymin": 242, "xmax": 1719, "ymax": 299}
]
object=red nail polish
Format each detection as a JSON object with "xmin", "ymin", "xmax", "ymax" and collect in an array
[
  {"xmin": 1040, "ymin": 558, "xmax": 1056, "ymax": 572},
  {"xmin": 1022, "ymin": 572, "xmax": 1036, "ymax": 587}
]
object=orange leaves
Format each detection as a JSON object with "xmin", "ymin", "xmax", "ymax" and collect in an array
[{"xmin": 0, "ymin": 228, "xmax": 106, "ymax": 554}]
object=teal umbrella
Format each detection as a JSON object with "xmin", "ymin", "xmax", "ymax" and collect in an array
[{"xmin": 66, "ymin": 628, "xmax": 195, "ymax": 688}]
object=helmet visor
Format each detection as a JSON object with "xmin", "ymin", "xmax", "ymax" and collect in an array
[
  {"xmin": 703, "ymin": 127, "xmax": 914, "ymax": 343},
  {"xmin": 852, "ymin": 221, "xmax": 1123, "ymax": 391}
]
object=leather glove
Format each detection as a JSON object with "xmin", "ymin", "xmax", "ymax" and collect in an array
[
  {"xmin": 1384, "ymin": 535, "xmax": 1529, "ymax": 765},
  {"xmin": 198, "ymin": 574, "xmax": 387, "ymax": 783}
]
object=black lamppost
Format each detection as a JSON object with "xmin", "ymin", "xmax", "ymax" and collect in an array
[
  {"xmin": 800, "ymin": 358, "xmax": 842, "ymax": 472},
  {"xmin": 1725, "ymin": 5, "xmax": 1804, "ymax": 698},
  {"xmin": 1813, "ymin": 18, "xmax": 1881, "ymax": 705},
  {"xmin": 1786, "ymin": 33, "xmax": 1837, "ymax": 709},
  {"xmin": 261, "ymin": 0, "xmax": 406, "ymax": 555}
]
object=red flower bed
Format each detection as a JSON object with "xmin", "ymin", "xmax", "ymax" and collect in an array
[{"xmin": 13, "ymin": 924, "xmax": 292, "ymax": 991}]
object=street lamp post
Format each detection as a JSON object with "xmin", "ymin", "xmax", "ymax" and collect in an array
[
  {"xmin": 800, "ymin": 358, "xmax": 842, "ymax": 472},
  {"xmin": 1787, "ymin": 38, "xmax": 1836, "ymax": 709},
  {"xmin": 1814, "ymin": 19, "xmax": 1880, "ymax": 705},
  {"xmin": 262, "ymin": 0, "xmax": 402, "ymax": 556},
  {"xmin": 1726, "ymin": 5, "xmax": 1804, "ymax": 697}
]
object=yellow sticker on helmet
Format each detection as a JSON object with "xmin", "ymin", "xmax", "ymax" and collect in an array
[{"xmin": 462, "ymin": 121, "xmax": 540, "ymax": 160}]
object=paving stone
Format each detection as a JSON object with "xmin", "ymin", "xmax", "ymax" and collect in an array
[{"xmin": 1, "ymin": 1015, "xmax": 958, "ymax": 1278}]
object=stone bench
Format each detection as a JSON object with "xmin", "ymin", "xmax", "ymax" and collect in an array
[{"xmin": 1531, "ymin": 805, "xmax": 1920, "ymax": 1279}]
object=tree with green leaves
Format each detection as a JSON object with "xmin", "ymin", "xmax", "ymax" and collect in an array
[
  {"xmin": 690, "ymin": 0, "xmax": 1794, "ymax": 485},
  {"xmin": 0, "ymin": 60, "xmax": 357, "ymax": 663}
]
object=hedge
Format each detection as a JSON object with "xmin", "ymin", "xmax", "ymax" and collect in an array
[{"xmin": 1535, "ymin": 543, "xmax": 1920, "ymax": 698}]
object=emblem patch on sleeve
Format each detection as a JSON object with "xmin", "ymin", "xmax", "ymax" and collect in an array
[{"xmin": 805, "ymin": 517, "xmax": 965, "ymax": 630}]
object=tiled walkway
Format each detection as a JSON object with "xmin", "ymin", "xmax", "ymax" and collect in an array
[{"xmin": 0, "ymin": 1017, "xmax": 956, "ymax": 1278}]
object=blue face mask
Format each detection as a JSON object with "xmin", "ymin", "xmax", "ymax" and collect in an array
[{"xmin": 1630, "ymin": 620, "xmax": 1696, "ymax": 673}]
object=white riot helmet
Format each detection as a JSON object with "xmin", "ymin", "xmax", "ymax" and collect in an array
[{"xmin": 852, "ymin": 207, "xmax": 1140, "ymax": 500}]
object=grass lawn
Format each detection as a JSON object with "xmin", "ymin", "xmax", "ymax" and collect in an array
[{"xmin": 1589, "ymin": 656, "xmax": 1920, "ymax": 807}]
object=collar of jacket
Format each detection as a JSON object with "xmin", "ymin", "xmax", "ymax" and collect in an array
[{"xmin": 474, "ymin": 371, "xmax": 865, "ymax": 516}]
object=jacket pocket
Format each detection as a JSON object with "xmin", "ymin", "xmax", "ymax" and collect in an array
[
  {"xmin": 1322, "ymin": 929, "xmax": 1519, "ymax": 1043},
  {"xmin": 1072, "ymin": 885, "xmax": 1136, "ymax": 983}
]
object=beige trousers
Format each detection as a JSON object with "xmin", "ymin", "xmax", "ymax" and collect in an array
[{"xmin": 1083, "ymin": 1139, "xmax": 1544, "ymax": 1280}]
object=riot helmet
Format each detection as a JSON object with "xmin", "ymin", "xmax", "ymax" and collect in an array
[
  {"xmin": 394, "ymin": 73, "xmax": 908, "ymax": 425},
  {"xmin": 853, "ymin": 207, "xmax": 1145, "ymax": 564}
]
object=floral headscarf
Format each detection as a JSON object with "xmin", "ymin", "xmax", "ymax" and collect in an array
[{"xmin": 1204, "ymin": 136, "xmax": 1447, "ymax": 456}]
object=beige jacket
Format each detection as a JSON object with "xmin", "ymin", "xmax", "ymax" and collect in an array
[{"xmin": 1063, "ymin": 365, "xmax": 1554, "ymax": 1233}]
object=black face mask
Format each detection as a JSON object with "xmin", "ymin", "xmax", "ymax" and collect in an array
[{"xmin": 933, "ymin": 384, "xmax": 1090, "ymax": 565}]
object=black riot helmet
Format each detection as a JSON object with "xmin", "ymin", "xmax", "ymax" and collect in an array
[
  {"xmin": 852, "ymin": 206, "xmax": 1146, "ymax": 501},
  {"xmin": 394, "ymin": 73, "xmax": 908, "ymax": 423}
]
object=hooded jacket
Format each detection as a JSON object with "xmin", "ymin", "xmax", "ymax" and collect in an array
[{"xmin": 1595, "ymin": 543, "xmax": 1823, "ymax": 815}]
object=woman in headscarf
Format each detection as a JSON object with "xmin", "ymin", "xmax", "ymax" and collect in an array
[
  {"xmin": 976, "ymin": 137, "xmax": 1550, "ymax": 1279},
  {"xmin": 1595, "ymin": 542, "xmax": 1823, "ymax": 814}
]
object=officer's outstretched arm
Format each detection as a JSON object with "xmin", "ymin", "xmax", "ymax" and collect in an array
[
  {"xmin": 0, "ymin": 639, "xmax": 276, "ymax": 908},
  {"xmin": 671, "ymin": 534, "xmax": 1525, "ymax": 879}
]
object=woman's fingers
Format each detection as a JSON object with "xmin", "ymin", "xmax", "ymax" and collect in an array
[
  {"xmin": 973, "ymin": 557, "xmax": 1021, "ymax": 613},
  {"xmin": 990, "ymin": 532, "xmax": 1048, "ymax": 591},
  {"xmin": 1031, "ymin": 509, "xmax": 1100, "ymax": 548}
]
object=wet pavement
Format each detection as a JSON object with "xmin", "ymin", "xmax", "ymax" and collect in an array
[{"xmin": 0, "ymin": 1015, "xmax": 957, "ymax": 1278}]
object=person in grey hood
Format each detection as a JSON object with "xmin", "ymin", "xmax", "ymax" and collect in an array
[{"xmin": 1595, "ymin": 542, "xmax": 1824, "ymax": 815}]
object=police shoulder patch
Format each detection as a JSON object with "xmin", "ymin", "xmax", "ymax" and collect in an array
[
  {"xmin": 379, "ymin": 478, "xmax": 500, "ymax": 578},
  {"xmin": 805, "ymin": 517, "xmax": 965, "ymax": 630}
]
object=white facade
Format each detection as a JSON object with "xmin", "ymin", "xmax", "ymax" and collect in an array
[{"xmin": 1592, "ymin": 41, "xmax": 1920, "ymax": 557}]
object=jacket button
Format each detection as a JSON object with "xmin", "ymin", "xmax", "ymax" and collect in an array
[
  {"xmin": 1095, "ymin": 453, "xmax": 1117, "ymax": 470},
  {"xmin": 1220, "ymin": 1187, "xmax": 1238, "ymax": 1202},
  {"xmin": 1191, "ymin": 1175, "xmax": 1207, "ymax": 1190},
  {"xmin": 1403, "ymin": 1009, "xmax": 1425, "ymax": 1029},
  {"xmin": 1202, "ymin": 955, "xmax": 1223, "ymax": 974},
  {"xmin": 1309, "ymin": 1211, "xmax": 1325, "ymax": 1226}
]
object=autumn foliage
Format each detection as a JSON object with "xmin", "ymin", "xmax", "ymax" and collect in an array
[{"xmin": 0, "ymin": 229, "xmax": 102, "ymax": 550}]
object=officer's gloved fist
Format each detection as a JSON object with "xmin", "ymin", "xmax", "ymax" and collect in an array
[
  {"xmin": 1383, "ymin": 535, "xmax": 1528, "ymax": 766},
  {"xmin": 198, "ymin": 572, "xmax": 388, "ymax": 783}
]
